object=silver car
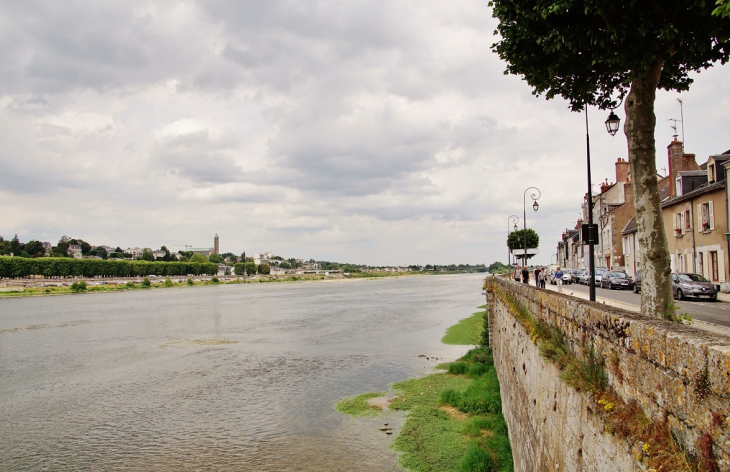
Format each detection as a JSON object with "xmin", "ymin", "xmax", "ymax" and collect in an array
[{"xmin": 671, "ymin": 273, "xmax": 717, "ymax": 301}]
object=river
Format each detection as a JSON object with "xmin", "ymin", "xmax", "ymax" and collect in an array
[{"xmin": 0, "ymin": 274, "xmax": 486, "ymax": 471}]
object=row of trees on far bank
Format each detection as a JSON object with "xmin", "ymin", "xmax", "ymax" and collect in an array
[
  {"xmin": 0, "ymin": 257, "xmax": 218, "ymax": 279},
  {"xmin": 233, "ymin": 261, "xmax": 270, "ymax": 276}
]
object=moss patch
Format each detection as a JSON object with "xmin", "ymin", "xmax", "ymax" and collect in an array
[
  {"xmin": 390, "ymin": 348, "xmax": 513, "ymax": 472},
  {"xmin": 335, "ymin": 392, "xmax": 386, "ymax": 417},
  {"xmin": 441, "ymin": 310, "xmax": 484, "ymax": 345}
]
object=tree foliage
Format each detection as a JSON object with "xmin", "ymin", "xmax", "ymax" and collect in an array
[
  {"xmin": 257, "ymin": 262, "xmax": 271, "ymax": 275},
  {"xmin": 714, "ymin": 0, "xmax": 730, "ymax": 18},
  {"xmin": 507, "ymin": 229, "xmax": 539, "ymax": 250},
  {"xmin": 188, "ymin": 254, "xmax": 209, "ymax": 264},
  {"xmin": 490, "ymin": 0, "xmax": 730, "ymax": 111},
  {"xmin": 0, "ymin": 257, "xmax": 218, "ymax": 278},
  {"xmin": 245, "ymin": 261, "xmax": 257, "ymax": 275}
]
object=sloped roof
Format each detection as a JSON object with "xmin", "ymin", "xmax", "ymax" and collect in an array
[
  {"xmin": 661, "ymin": 180, "xmax": 726, "ymax": 207},
  {"xmin": 621, "ymin": 217, "xmax": 637, "ymax": 235}
]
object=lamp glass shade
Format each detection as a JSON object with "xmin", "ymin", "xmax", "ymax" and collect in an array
[
  {"xmin": 514, "ymin": 224, "xmax": 518, "ymax": 231},
  {"xmin": 533, "ymin": 201, "xmax": 539, "ymax": 212},
  {"xmin": 605, "ymin": 111, "xmax": 620, "ymax": 136}
]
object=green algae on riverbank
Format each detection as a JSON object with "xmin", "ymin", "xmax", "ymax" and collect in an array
[
  {"xmin": 335, "ymin": 392, "xmax": 387, "ymax": 417},
  {"xmin": 335, "ymin": 305, "xmax": 512, "ymax": 472},
  {"xmin": 390, "ymin": 346, "xmax": 512, "ymax": 472},
  {"xmin": 441, "ymin": 309, "xmax": 485, "ymax": 345}
]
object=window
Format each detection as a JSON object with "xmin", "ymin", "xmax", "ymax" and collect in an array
[
  {"xmin": 676, "ymin": 176, "xmax": 683, "ymax": 196},
  {"xmin": 699, "ymin": 202, "xmax": 715, "ymax": 232},
  {"xmin": 674, "ymin": 212, "xmax": 683, "ymax": 235},
  {"xmin": 684, "ymin": 210, "xmax": 691, "ymax": 231},
  {"xmin": 711, "ymin": 251, "xmax": 719, "ymax": 281},
  {"xmin": 622, "ymin": 236, "xmax": 630, "ymax": 255},
  {"xmin": 709, "ymin": 163, "xmax": 716, "ymax": 182}
]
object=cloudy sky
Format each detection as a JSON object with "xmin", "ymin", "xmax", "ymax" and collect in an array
[{"xmin": 2, "ymin": 1, "xmax": 729, "ymax": 266}]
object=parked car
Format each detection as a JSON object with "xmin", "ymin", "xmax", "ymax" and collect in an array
[
  {"xmin": 593, "ymin": 268, "xmax": 607, "ymax": 286},
  {"xmin": 671, "ymin": 273, "xmax": 717, "ymax": 301},
  {"xmin": 633, "ymin": 270, "xmax": 642, "ymax": 293},
  {"xmin": 575, "ymin": 270, "xmax": 589, "ymax": 285},
  {"xmin": 600, "ymin": 271, "xmax": 634, "ymax": 290},
  {"xmin": 561, "ymin": 270, "xmax": 574, "ymax": 285}
]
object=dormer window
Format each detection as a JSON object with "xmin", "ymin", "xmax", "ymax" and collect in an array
[
  {"xmin": 709, "ymin": 163, "xmax": 716, "ymax": 183},
  {"xmin": 676, "ymin": 176, "xmax": 682, "ymax": 196}
]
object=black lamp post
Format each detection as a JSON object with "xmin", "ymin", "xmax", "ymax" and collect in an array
[
  {"xmin": 523, "ymin": 187, "xmax": 541, "ymax": 266},
  {"xmin": 507, "ymin": 215, "xmax": 519, "ymax": 266},
  {"xmin": 584, "ymin": 102, "xmax": 621, "ymax": 301}
]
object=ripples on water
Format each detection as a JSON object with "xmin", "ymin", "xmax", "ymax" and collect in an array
[{"xmin": 0, "ymin": 274, "xmax": 484, "ymax": 470}]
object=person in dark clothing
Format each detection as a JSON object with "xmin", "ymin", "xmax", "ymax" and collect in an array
[
  {"xmin": 534, "ymin": 266, "xmax": 541, "ymax": 287},
  {"xmin": 521, "ymin": 267, "xmax": 529, "ymax": 283}
]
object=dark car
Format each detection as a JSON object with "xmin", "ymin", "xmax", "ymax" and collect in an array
[
  {"xmin": 671, "ymin": 273, "xmax": 717, "ymax": 301},
  {"xmin": 600, "ymin": 271, "xmax": 634, "ymax": 290},
  {"xmin": 633, "ymin": 270, "xmax": 642, "ymax": 293}
]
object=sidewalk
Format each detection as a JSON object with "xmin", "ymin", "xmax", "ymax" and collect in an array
[{"xmin": 541, "ymin": 281, "xmax": 730, "ymax": 339}]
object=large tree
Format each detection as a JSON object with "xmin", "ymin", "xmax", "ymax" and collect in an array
[{"xmin": 490, "ymin": 0, "xmax": 730, "ymax": 318}]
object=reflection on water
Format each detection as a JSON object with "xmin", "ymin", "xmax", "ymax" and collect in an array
[{"xmin": 0, "ymin": 274, "xmax": 485, "ymax": 471}]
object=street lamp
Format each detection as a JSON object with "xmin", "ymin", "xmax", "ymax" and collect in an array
[
  {"xmin": 507, "ymin": 214, "xmax": 519, "ymax": 266},
  {"xmin": 584, "ymin": 99, "xmax": 622, "ymax": 301},
  {"xmin": 605, "ymin": 111, "xmax": 621, "ymax": 136},
  {"xmin": 523, "ymin": 187, "xmax": 541, "ymax": 266}
]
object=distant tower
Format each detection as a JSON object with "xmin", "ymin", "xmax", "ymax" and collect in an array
[{"xmin": 214, "ymin": 233, "xmax": 219, "ymax": 255}]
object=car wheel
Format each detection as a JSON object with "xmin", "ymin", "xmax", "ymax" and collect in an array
[
  {"xmin": 633, "ymin": 285, "xmax": 638, "ymax": 294},
  {"xmin": 609, "ymin": 282, "xmax": 614, "ymax": 290},
  {"xmin": 676, "ymin": 289, "xmax": 684, "ymax": 300}
]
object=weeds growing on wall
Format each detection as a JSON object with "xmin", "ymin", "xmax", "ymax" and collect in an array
[{"xmin": 485, "ymin": 279, "xmax": 704, "ymax": 472}]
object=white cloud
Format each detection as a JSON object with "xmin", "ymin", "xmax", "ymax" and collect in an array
[{"xmin": 0, "ymin": 0, "xmax": 728, "ymax": 265}]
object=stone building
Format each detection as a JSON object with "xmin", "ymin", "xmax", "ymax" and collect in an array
[
  {"xmin": 661, "ymin": 148, "xmax": 730, "ymax": 287},
  {"xmin": 190, "ymin": 234, "xmax": 220, "ymax": 257}
]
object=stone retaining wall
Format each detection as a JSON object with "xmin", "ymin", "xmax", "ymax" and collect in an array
[{"xmin": 486, "ymin": 275, "xmax": 730, "ymax": 471}]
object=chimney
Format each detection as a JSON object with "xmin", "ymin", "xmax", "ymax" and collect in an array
[
  {"xmin": 615, "ymin": 157, "xmax": 629, "ymax": 184},
  {"xmin": 600, "ymin": 178, "xmax": 612, "ymax": 193},
  {"xmin": 575, "ymin": 219, "xmax": 583, "ymax": 230},
  {"xmin": 668, "ymin": 139, "xmax": 699, "ymax": 197}
]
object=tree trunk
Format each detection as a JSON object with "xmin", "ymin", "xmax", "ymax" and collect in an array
[{"xmin": 624, "ymin": 63, "xmax": 675, "ymax": 319}]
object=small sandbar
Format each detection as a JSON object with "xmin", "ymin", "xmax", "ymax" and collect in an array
[{"xmin": 159, "ymin": 338, "xmax": 238, "ymax": 348}]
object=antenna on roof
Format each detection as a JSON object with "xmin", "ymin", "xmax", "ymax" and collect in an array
[
  {"xmin": 660, "ymin": 166, "xmax": 667, "ymax": 177},
  {"xmin": 669, "ymin": 118, "xmax": 679, "ymax": 141},
  {"xmin": 677, "ymin": 98, "xmax": 685, "ymax": 148}
]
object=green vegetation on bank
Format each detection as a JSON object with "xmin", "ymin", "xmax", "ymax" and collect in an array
[
  {"xmin": 391, "ymin": 344, "xmax": 512, "ymax": 472},
  {"xmin": 0, "ymin": 272, "xmax": 419, "ymax": 298},
  {"xmin": 335, "ymin": 392, "xmax": 386, "ymax": 417},
  {"xmin": 335, "ymin": 305, "xmax": 512, "ymax": 472},
  {"xmin": 441, "ymin": 309, "xmax": 485, "ymax": 345}
]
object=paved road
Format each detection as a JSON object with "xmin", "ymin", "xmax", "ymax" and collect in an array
[{"xmin": 556, "ymin": 281, "xmax": 730, "ymax": 328}]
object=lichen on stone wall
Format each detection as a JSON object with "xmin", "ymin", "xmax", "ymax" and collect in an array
[{"xmin": 485, "ymin": 276, "xmax": 730, "ymax": 471}]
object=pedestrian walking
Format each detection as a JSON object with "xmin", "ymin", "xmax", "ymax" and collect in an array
[
  {"xmin": 554, "ymin": 266, "xmax": 564, "ymax": 292},
  {"xmin": 521, "ymin": 266, "xmax": 529, "ymax": 284},
  {"xmin": 514, "ymin": 265, "xmax": 521, "ymax": 282},
  {"xmin": 539, "ymin": 269, "xmax": 546, "ymax": 288},
  {"xmin": 534, "ymin": 266, "xmax": 541, "ymax": 287}
]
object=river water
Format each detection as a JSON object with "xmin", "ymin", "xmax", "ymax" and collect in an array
[{"xmin": 0, "ymin": 274, "xmax": 486, "ymax": 471}]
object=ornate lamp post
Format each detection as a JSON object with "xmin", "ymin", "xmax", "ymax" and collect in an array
[
  {"xmin": 523, "ymin": 187, "xmax": 541, "ymax": 266},
  {"xmin": 584, "ymin": 101, "xmax": 622, "ymax": 301},
  {"xmin": 507, "ymin": 215, "xmax": 519, "ymax": 266}
]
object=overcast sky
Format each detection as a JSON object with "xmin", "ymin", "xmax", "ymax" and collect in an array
[{"xmin": 2, "ymin": 1, "xmax": 729, "ymax": 266}]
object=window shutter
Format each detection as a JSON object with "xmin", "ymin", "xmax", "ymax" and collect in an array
[
  {"xmin": 709, "ymin": 201, "xmax": 715, "ymax": 230},
  {"xmin": 698, "ymin": 204, "xmax": 703, "ymax": 230},
  {"xmin": 719, "ymin": 250, "xmax": 726, "ymax": 283}
]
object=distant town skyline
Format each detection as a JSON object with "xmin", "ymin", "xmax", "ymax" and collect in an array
[{"xmin": 2, "ymin": 1, "xmax": 729, "ymax": 266}]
